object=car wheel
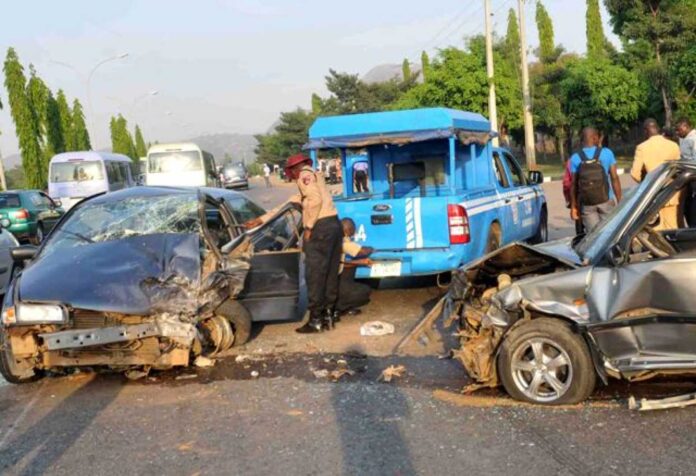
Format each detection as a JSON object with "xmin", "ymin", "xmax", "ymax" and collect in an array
[
  {"xmin": 530, "ymin": 207, "xmax": 548, "ymax": 244},
  {"xmin": 215, "ymin": 300, "xmax": 252, "ymax": 346},
  {"xmin": 486, "ymin": 222, "xmax": 502, "ymax": 253},
  {"xmin": 498, "ymin": 318, "xmax": 596, "ymax": 405},
  {"xmin": 0, "ymin": 328, "xmax": 43, "ymax": 384}
]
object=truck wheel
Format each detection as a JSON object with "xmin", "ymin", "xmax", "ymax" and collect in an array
[
  {"xmin": 530, "ymin": 207, "xmax": 548, "ymax": 244},
  {"xmin": 215, "ymin": 300, "xmax": 252, "ymax": 346},
  {"xmin": 486, "ymin": 223, "xmax": 501, "ymax": 253},
  {"xmin": 498, "ymin": 318, "xmax": 596, "ymax": 405},
  {"xmin": 0, "ymin": 328, "xmax": 43, "ymax": 384}
]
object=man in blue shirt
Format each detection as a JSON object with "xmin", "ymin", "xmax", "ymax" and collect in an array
[{"xmin": 569, "ymin": 127, "xmax": 623, "ymax": 232}]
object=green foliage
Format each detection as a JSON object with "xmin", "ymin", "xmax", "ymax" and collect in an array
[
  {"xmin": 420, "ymin": 51, "xmax": 430, "ymax": 80},
  {"xmin": 3, "ymin": 48, "xmax": 43, "ymax": 189},
  {"xmin": 560, "ymin": 59, "xmax": 643, "ymax": 134},
  {"xmin": 505, "ymin": 8, "xmax": 521, "ymax": 69},
  {"xmin": 247, "ymin": 162, "xmax": 263, "ymax": 176},
  {"xmin": 535, "ymin": 2, "xmax": 558, "ymax": 63},
  {"xmin": 134, "ymin": 124, "xmax": 147, "ymax": 158},
  {"xmin": 110, "ymin": 114, "xmax": 137, "ymax": 163},
  {"xmin": 56, "ymin": 90, "xmax": 74, "ymax": 150},
  {"xmin": 402, "ymin": 59, "xmax": 411, "ymax": 82},
  {"xmin": 71, "ymin": 99, "xmax": 91, "ymax": 150},
  {"xmin": 396, "ymin": 37, "xmax": 523, "ymax": 131},
  {"xmin": 254, "ymin": 108, "xmax": 315, "ymax": 166},
  {"xmin": 5, "ymin": 166, "xmax": 25, "ymax": 190},
  {"xmin": 586, "ymin": 0, "xmax": 607, "ymax": 59}
]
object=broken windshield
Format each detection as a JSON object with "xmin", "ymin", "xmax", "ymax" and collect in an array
[{"xmin": 41, "ymin": 193, "xmax": 200, "ymax": 257}]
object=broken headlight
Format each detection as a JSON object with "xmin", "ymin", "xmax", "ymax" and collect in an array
[{"xmin": 15, "ymin": 304, "xmax": 66, "ymax": 324}]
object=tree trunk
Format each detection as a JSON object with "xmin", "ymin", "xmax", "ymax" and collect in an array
[
  {"xmin": 557, "ymin": 134, "xmax": 566, "ymax": 163},
  {"xmin": 661, "ymin": 85, "xmax": 673, "ymax": 128}
]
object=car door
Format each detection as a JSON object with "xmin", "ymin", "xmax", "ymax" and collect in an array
[
  {"xmin": 235, "ymin": 205, "xmax": 306, "ymax": 322},
  {"xmin": 501, "ymin": 152, "xmax": 537, "ymax": 240},
  {"xmin": 587, "ymin": 256, "xmax": 696, "ymax": 369},
  {"xmin": 0, "ymin": 227, "xmax": 18, "ymax": 296},
  {"xmin": 37, "ymin": 192, "xmax": 63, "ymax": 232},
  {"xmin": 491, "ymin": 152, "xmax": 516, "ymax": 244}
]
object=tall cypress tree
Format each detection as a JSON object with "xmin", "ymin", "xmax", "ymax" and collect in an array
[
  {"xmin": 71, "ymin": 99, "xmax": 91, "ymax": 150},
  {"xmin": 3, "ymin": 48, "xmax": 43, "ymax": 189},
  {"xmin": 535, "ymin": 1, "xmax": 556, "ymax": 64},
  {"xmin": 586, "ymin": 0, "xmax": 607, "ymax": 59},
  {"xmin": 56, "ymin": 90, "xmax": 74, "ymax": 150},
  {"xmin": 505, "ymin": 8, "xmax": 522, "ymax": 74},
  {"xmin": 111, "ymin": 115, "xmax": 137, "ymax": 161},
  {"xmin": 420, "ymin": 51, "xmax": 430, "ymax": 80},
  {"xmin": 134, "ymin": 124, "xmax": 147, "ymax": 158},
  {"xmin": 401, "ymin": 59, "xmax": 411, "ymax": 82}
]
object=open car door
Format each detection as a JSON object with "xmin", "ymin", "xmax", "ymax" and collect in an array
[{"xmin": 238, "ymin": 204, "xmax": 305, "ymax": 322}]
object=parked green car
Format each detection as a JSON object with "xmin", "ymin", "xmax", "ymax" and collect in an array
[{"xmin": 0, "ymin": 190, "xmax": 64, "ymax": 244}]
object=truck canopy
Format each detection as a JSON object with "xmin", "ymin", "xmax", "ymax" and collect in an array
[{"xmin": 305, "ymin": 107, "xmax": 494, "ymax": 150}]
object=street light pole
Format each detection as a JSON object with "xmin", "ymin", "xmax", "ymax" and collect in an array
[
  {"xmin": 518, "ymin": 0, "xmax": 537, "ymax": 169},
  {"xmin": 484, "ymin": 0, "xmax": 499, "ymax": 147}
]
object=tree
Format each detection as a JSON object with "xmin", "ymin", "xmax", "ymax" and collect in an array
[
  {"xmin": 3, "ymin": 48, "xmax": 43, "ymax": 189},
  {"xmin": 535, "ymin": 1, "xmax": 558, "ymax": 63},
  {"xmin": 110, "ymin": 114, "xmax": 137, "ymax": 162},
  {"xmin": 605, "ymin": 0, "xmax": 696, "ymax": 126},
  {"xmin": 402, "ymin": 59, "xmax": 412, "ymax": 82},
  {"xmin": 71, "ymin": 99, "xmax": 91, "ymax": 150},
  {"xmin": 505, "ymin": 8, "xmax": 521, "ymax": 69},
  {"xmin": 586, "ymin": 0, "xmax": 607, "ymax": 59},
  {"xmin": 254, "ymin": 108, "xmax": 315, "ymax": 166},
  {"xmin": 134, "ymin": 124, "xmax": 147, "ymax": 157},
  {"xmin": 560, "ymin": 59, "xmax": 643, "ymax": 135},
  {"xmin": 420, "ymin": 51, "xmax": 430, "ymax": 80},
  {"xmin": 56, "ymin": 90, "xmax": 74, "ymax": 150},
  {"xmin": 396, "ymin": 37, "xmax": 523, "ymax": 133}
]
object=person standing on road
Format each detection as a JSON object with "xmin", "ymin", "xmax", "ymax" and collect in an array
[
  {"xmin": 284, "ymin": 154, "xmax": 342, "ymax": 333},
  {"xmin": 263, "ymin": 163, "xmax": 272, "ymax": 188},
  {"xmin": 353, "ymin": 162, "xmax": 369, "ymax": 193},
  {"xmin": 570, "ymin": 127, "xmax": 622, "ymax": 232},
  {"xmin": 630, "ymin": 119, "xmax": 681, "ymax": 230},
  {"xmin": 676, "ymin": 118, "xmax": 696, "ymax": 161}
]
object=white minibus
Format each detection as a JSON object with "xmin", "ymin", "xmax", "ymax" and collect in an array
[{"xmin": 145, "ymin": 143, "xmax": 219, "ymax": 187}]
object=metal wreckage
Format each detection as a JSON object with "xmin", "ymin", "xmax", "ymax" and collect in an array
[
  {"xmin": 0, "ymin": 187, "xmax": 304, "ymax": 382},
  {"xmin": 445, "ymin": 161, "xmax": 696, "ymax": 405}
]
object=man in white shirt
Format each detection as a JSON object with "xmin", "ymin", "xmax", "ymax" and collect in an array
[
  {"xmin": 263, "ymin": 163, "xmax": 272, "ymax": 188},
  {"xmin": 677, "ymin": 118, "xmax": 696, "ymax": 160}
]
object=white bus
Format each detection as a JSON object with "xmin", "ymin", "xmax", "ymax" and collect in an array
[
  {"xmin": 145, "ymin": 143, "xmax": 219, "ymax": 187},
  {"xmin": 48, "ymin": 151, "xmax": 135, "ymax": 210}
]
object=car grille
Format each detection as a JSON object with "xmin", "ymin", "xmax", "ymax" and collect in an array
[{"xmin": 72, "ymin": 310, "xmax": 116, "ymax": 329}]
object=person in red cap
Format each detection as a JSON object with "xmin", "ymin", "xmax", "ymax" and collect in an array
[{"xmin": 246, "ymin": 154, "xmax": 342, "ymax": 333}]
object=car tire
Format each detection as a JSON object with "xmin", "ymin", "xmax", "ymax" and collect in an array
[
  {"xmin": 0, "ymin": 328, "xmax": 43, "ymax": 384},
  {"xmin": 497, "ymin": 318, "xmax": 596, "ymax": 405},
  {"xmin": 486, "ymin": 222, "xmax": 502, "ymax": 253},
  {"xmin": 215, "ymin": 300, "xmax": 252, "ymax": 346},
  {"xmin": 530, "ymin": 206, "xmax": 548, "ymax": 244}
]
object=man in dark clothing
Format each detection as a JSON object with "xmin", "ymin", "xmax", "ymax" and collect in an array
[{"xmin": 336, "ymin": 218, "xmax": 373, "ymax": 316}]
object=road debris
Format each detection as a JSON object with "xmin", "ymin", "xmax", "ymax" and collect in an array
[
  {"xmin": 313, "ymin": 369, "xmax": 330, "ymax": 379},
  {"xmin": 194, "ymin": 356, "xmax": 215, "ymax": 368},
  {"xmin": 124, "ymin": 369, "xmax": 149, "ymax": 380},
  {"xmin": 175, "ymin": 374, "xmax": 198, "ymax": 381},
  {"xmin": 250, "ymin": 370, "xmax": 260, "ymax": 378},
  {"xmin": 360, "ymin": 321, "xmax": 395, "ymax": 336},
  {"xmin": 378, "ymin": 364, "xmax": 406, "ymax": 382},
  {"xmin": 628, "ymin": 392, "xmax": 696, "ymax": 411}
]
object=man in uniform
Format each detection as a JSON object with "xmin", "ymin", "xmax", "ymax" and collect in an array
[{"xmin": 630, "ymin": 118, "xmax": 681, "ymax": 229}]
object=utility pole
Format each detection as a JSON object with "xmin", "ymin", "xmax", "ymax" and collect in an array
[
  {"xmin": 484, "ymin": 0, "xmax": 499, "ymax": 147},
  {"xmin": 518, "ymin": 0, "xmax": 537, "ymax": 169}
]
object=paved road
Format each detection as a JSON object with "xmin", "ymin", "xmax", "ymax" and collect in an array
[{"xmin": 4, "ymin": 174, "xmax": 688, "ymax": 476}]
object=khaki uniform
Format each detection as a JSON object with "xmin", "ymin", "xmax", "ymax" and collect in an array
[
  {"xmin": 631, "ymin": 135, "xmax": 681, "ymax": 230},
  {"xmin": 296, "ymin": 166, "xmax": 338, "ymax": 229},
  {"xmin": 340, "ymin": 237, "xmax": 363, "ymax": 274}
]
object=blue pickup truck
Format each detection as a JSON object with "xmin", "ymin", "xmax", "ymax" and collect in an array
[{"xmin": 306, "ymin": 107, "xmax": 548, "ymax": 279}]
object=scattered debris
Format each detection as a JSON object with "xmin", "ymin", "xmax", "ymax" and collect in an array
[
  {"xmin": 313, "ymin": 369, "xmax": 330, "ymax": 379},
  {"xmin": 378, "ymin": 364, "xmax": 406, "ymax": 382},
  {"xmin": 360, "ymin": 321, "xmax": 395, "ymax": 336},
  {"xmin": 235, "ymin": 354, "xmax": 251, "ymax": 363},
  {"xmin": 124, "ymin": 369, "xmax": 149, "ymax": 380},
  {"xmin": 175, "ymin": 374, "xmax": 198, "ymax": 381},
  {"xmin": 250, "ymin": 370, "xmax": 260, "ymax": 378},
  {"xmin": 194, "ymin": 356, "xmax": 215, "ymax": 368},
  {"xmin": 629, "ymin": 392, "xmax": 696, "ymax": 411},
  {"xmin": 329, "ymin": 368, "xmax": 355, "ymax": 381}
]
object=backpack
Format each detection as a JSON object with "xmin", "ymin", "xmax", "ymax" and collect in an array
[{"xmin": 577, "ymin": 147, "xmax": 610, "ymax": 206}]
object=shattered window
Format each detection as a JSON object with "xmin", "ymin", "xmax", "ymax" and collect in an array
[
  {"xmin": 41, "ymin": 193, "xmax": 200, "ymax": 255},
  {"xmin": 224, "ymin": 197, "xmax": 265, "ymax": 225}
]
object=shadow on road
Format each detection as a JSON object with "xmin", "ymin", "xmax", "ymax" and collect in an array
[{"xmin": 0, "ymin": 377, "xmax": 121, "ymax": 475}]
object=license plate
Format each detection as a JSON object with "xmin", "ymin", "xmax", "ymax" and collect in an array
[{"xmin": 370, "ymin": 260, "xmax": 402, "ymax": 278}]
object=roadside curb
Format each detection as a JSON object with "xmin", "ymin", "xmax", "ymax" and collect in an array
[{"xmin": 542, "ymin": 167, "xmax": 630, "ymax": 183}]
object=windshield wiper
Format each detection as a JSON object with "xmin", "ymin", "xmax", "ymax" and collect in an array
[{"xmin": 60, "ymin": 230, "xmax": 95, "ymax": 244}]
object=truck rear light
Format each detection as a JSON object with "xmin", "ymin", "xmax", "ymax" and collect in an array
[
  {"xmin": 448, "ymin": 204, "xmax": 470, "ymax": 244},
  {"xmin": 12, "ymin": 209, "xmax": 29, "ymax": 220}
]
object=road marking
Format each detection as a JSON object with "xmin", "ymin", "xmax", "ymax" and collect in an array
[{"xmin": 0, "ymin": 381, "xmax": 45, "ymax": 450}]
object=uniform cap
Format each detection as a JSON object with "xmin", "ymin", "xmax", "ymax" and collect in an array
[{"xmin": 284, "ymin": 154, "xmax": 312, "ymax": 176}]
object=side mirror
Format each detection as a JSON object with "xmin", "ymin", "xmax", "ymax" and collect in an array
[
  {"xmin": 607, "ymin": 243, "xmax": 626, "ymax": 267},
  {"xmin": 53, "ymin": 199, "xmax": 62, "ymax": 208},
  {"xmin": 528, "ymin": 170, "xmax": 544, "ymax": 185},
  {"xmin": 11, "ymin": 245, "xmax": 38, "ymax": 263},
  {"xmin": 0, "ymin": 218, "xmax": 10, "ymax": 228}
]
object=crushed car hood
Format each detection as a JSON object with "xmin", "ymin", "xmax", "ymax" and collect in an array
[{"xmin": 17, "ymin": 233, "xmax": 204, "ymax": 315}]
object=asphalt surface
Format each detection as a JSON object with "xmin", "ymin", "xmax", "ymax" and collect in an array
[{"xmin": 5, "ymin": 174, "xmax": 693, "ymax": 476}]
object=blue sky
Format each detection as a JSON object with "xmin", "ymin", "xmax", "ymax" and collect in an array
[{"xmin": 0, "ymin": 0, "xmax": 618, "ymax": 157}]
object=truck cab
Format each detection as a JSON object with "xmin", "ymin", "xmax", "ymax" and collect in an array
[{"xmin": 306, "ymin": 108, "xmax": 547, "ymax": 279}]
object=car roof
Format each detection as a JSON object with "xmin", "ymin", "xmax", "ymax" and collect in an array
[
  {"xmin": 49, "ymin": 151, "xmax": 132, "ymax": 163},
  {"xmin": 79, "ymin": 186, "xmax": 248, "ymax": 205}
]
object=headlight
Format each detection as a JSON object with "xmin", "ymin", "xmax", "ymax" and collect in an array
[{"xmin": 16, "ymin": 303, "xmax": 66, "ymax": 324}]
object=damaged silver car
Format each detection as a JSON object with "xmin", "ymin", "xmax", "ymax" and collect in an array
[
  {"xmin": 451, "ymin": 161, "xmax": 696, "ymax": 404},
  {"xmin": 0, "ymin": 187, "xmax": 305, "ymax": 383}
]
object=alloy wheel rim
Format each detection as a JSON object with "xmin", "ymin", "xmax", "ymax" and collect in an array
[{"xmin": 510, "ymin": 337, "xmax": 572, "ymax": 403}]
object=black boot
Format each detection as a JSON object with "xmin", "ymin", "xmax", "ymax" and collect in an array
[{"xmin": 296, "ymin": 313, "xmax": 324, "ymax": 334}]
